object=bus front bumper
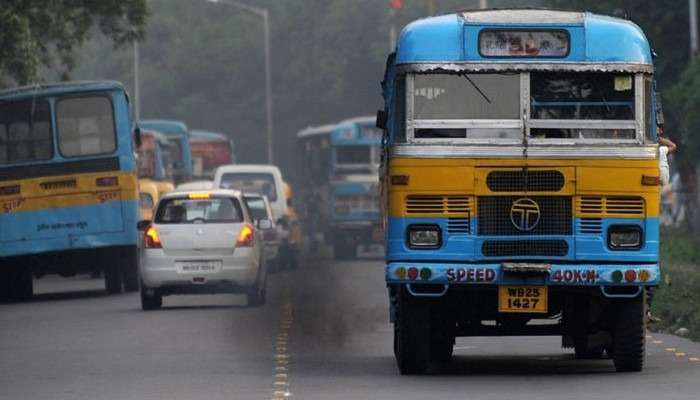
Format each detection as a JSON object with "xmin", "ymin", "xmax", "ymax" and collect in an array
[{"xmin": 385, "ymin": 262, "xmax": 660, "ymax": 286}]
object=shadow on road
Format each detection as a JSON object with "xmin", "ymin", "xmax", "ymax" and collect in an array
[
  {"xmin": 441, "ymin": 354, "xmax": 615, "ymax": 375},
  {"xmin": 28, "ymin": 289, "xmax": 109, "ymax": 303}
]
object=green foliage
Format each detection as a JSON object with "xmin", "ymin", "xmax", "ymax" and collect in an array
[
  {"xmin": 668, "ymin": 58, "xmax": 700, "ymax": 164},
  {"xmin": 653, "ymin": 229, "xmax": 700, "ymax": 341},
  {"xmin": 0, "ymin": 0, "xmax": 147, "ymax": 86}
]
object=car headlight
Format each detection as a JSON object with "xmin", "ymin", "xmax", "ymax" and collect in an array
[
  {"xmin": 608, "ymin": 225, "xmax": 642, "ymax": 250},
  {"xmin": 407, "ymin": 225, "xmax": 441, "ymax": 249}
]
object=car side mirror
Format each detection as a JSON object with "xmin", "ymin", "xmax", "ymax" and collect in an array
[
  {"xmin": 137, "ymin": 220, "xmax": 151, "ymax": 231},
  {"xmin": 376, "ymin": 109, "xmax": 387, "ymax": 130},
  {"xmin": 257, "ymin": 219, "xmax": 273, "ymax": 230}
]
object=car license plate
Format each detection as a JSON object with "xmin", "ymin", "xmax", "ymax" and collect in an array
[
  {"xmin": 176, "ymin": 261, "xmax": 221, "ymax": 274},
  {"xmin": 498, "ymin": 286, "xmax": 548, "ymax": 313}
]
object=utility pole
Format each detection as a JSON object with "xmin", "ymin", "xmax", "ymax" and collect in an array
[
  {"xmin": 691, "ymin": 0, "xmax": 699, "ymax": 57},
  {"xmin": 480, "ymin": 0, "xmax": 489, "ymax": 9},
  {"xmin": 133, "ymin": 41, "xmax": 140, "ymax": 121}
]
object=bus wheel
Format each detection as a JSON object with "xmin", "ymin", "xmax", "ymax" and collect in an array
[
  {"xmin": 4, "ymin": 265, "xmax": 33, "ymax": 302},
  {"xmin": 430, "ymin": 305, "xmax": 455, "ymax": 364},
  {"xmin": 121, "ymin": 246, "xmax": 140, "ymax": 293},
  {"xmin": 104, "ymin": 261, "xmax": 122, "ymax": 294},
  {"xmin": 612, "ymin": 291, "xmax": 645, "ymax": 372},
  {"xmin": 395, "ymin": 288, "xmax": 431, "ymax": 374}
]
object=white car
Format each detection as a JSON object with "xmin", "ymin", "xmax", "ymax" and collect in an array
[
  {"xmin": 243, "ymin": 194, "xmax": 280, "ymax": 269},
  {"xmin": 138, "ymin": 189, "xmax": 270, "ymax": 310},
  {"xmin": 176, "ymin": 180, "xmax": 213, "ymax": 190},
  {"xmin": 213, "ymin": 165, "xmax": 287, "ymax": 222}
]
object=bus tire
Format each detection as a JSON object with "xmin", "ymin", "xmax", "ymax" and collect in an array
[
  {"xmin": 121, "ymin": 246, "xmax": 140, "ymax": 293},
  {"xmin": 612, "ymin": 292, "xmax": 645, "ymax": 372},
  {"xmin": 395, "ymin": 288, "xmax": 431, "ymax": 374},
  {"xmin": 104, "ymin": 261, "xmax": 122, "ymax": 294},
  {"xmin": 5, "ymin": 265, "xmax": 33, "ymax": 302},
  {"xmin": 430, "ymin": 305, "xmax": 455, "ymax": 363}
]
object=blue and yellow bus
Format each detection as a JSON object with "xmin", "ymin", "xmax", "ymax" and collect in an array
[
  {"xmin": 140, "ymin": 119, "xmax": 193, "ymax": 184},
  {"xmin": 379, "ymin": 9, "xmax": 662, "ymax": 373},
  {"xmin": 0, "ymin": 81, "xmax": 141, "ymax": 300},
  {"xmin": 297, "ymin": 116, "xmax": 382, "ymax": 259}
]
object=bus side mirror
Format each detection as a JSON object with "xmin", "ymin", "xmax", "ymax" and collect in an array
[
  {"xmin": 134, "ymin": 125, "xmax": 142, "ymax": 148},
  {"xmin": 376, "ymin": 110, "xmax": 387, "ymax": 130},
  {"xmin": 655, "ymin": 94, "xmax": 665, "ymax": 128}
]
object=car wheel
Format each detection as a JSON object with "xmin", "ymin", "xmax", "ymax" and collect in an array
[
  {"xmin": 247, "ymin": 271, "xmax": 267, "ymax": 307},
  {"xmin": 612, "ymin": 291, "xmax": 646, "ymax": 372},
  {"xmin": 140, "ymin": 284, "xmax": 162, "ymax": 311},
  {"xmin": 121, "ymin": 246, "xmax": 140, "ymax": 293}
]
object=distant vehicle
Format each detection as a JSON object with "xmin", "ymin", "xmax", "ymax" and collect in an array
[
  {"xmin": 138, "ymin": 189, "xmax": 270, "ymax": 310},
  {"xmin": 296, "ymin": 117, "xmax": 381, "ymax": 259},
  {"xmin": 140, "ymin": 119, "xmax": 193, "ymax": 184},
  {"xmin": 213, "ymin": 164, "xmax": 297, "ymax": 268},
  {"xmin": 176, "ymin": 180, "xmax": 213, "ymax": 191},
  {"xmin": 190, "ymin": 130, "xmax": 235, "ymax": 179},
  {"xmin": 243, "ymin": 193, "xmax": 279, "ymax": 269},
  {"xmin": 139, "ymin": 180, "xmax": 159, "ymax": 221},
  {"xmin": 380, "ymin": 9, "xmax": 661, "ymax": 374},
  {"xmin": 137, "ymin": 129, "xmax": 176, "ymax": 197},
  {"xmin": 0, "ymin": 81, "xmax": 141, "ymax": 299}
]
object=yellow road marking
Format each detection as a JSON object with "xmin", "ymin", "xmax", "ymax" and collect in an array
[
  {"xmin": 689, "ymin": 357, "xmax": 700, "ymax": 362},
  {"xmin": 675, "ymin": 352, "xmax": 687, "ymax": 357},
  {"xmin": 652, "ymin": 340, "xmax": 663, "ymax": 344},
  {"xmin": 665, "ymin": 348, "xmax": 677, "ymax": 352}
]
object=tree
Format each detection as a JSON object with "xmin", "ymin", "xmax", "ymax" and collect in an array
[{"xmin": 0, "ymin": 0, "xmax": 147, "ymax": 86}]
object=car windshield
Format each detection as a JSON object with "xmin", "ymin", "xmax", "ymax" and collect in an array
[
  {"xmin": 220, "ymin": 172, "xmax": 277, "ymax": 201},
  {"xmin": 155, "ymin": 197, "xmax": 243, "ymax": 223}
]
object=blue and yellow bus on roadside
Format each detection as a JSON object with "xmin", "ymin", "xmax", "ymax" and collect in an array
[
  {"xmin": 140, "ymin": 119, "xmax": 193, "ymax": 184},
  {"xmin": 0, "ymin": 81, "xmax": 141, "ymax": 300},
  {"xmin": 297, "ymin": 116, "xmax": 382, "ymax": 259},
  {"xmin": 379, "ymin": 9, "xmax": 662, "ymax": 373}
]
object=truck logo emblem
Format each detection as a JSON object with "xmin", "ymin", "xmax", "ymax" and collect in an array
[{"xmin": 510, "ymin": 198, "xmax": 540, "ymax": 231}]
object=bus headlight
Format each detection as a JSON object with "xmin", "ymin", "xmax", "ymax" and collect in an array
[
  {"xmin": 608, "ymin": 225, "xmax": 642, "ymax": 250},
  {"xmin": 407, "ymin": 225, "xmax": 441, "ymax": 249}
]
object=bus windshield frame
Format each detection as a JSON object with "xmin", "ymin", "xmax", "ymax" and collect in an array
[{"xmin": 404, "ymin": 71, "xmax": 649, "ymax": 146}]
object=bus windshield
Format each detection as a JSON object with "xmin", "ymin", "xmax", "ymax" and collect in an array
[{"xmin": 408, "ymin": 72, "xmax": 643, "ymax": 143}]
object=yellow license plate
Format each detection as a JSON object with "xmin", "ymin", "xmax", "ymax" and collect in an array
[{"xmin": 498, "ymin": 286, "xmax": 548, "ymax": 314}]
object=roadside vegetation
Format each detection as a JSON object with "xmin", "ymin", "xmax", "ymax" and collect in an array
[{"xmin": 652, "ymin": 229, "xmax": 700, "ymax": 341}]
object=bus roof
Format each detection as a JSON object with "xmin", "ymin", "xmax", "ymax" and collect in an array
[
  {"xmin": 297, "ymin": 123, "xmax": 337, "ymax": 139},
  {"xmin": 396, "ymin": 9, "xmax": 652, "ymax": 70},
  {"xmin": 140, "ymin": 129, "xmax": 170, "ymax": 145},
  {"xmin": 140, "ymin": 119, "xmax": 189, "ymax": 137},
  {"xmin": 336, "ymin": 116, "xmax": 376, "ymax": 127},
  {"xmin": 0, "ymin": 80, "xmax": 126, "ymax": 101},
  {"xmin": 190, "ymin": 130, "xmax": 230, "ymax": 143}
]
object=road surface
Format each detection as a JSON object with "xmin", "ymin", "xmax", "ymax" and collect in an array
[{"xmin": 1, "ymin": 256, "xmax": 699, "ymax": 400}]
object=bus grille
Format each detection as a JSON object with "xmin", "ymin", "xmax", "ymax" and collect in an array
[
  {"xmin": 477, "ymin": 196, "xmax": 572, "ymax": 235},
  {"xmin": 486, "ymin": 170, "xmax": 565, "ymax": 192},
  {"xmin": 447, "ymin": 218, "xmax": 471, "ymax": 234},
  {"xmin": 405, "ymin": 195, "xmax": 472, "ymax": 215},
  {"xmin": 576, "ymin": 196, "xmax": 645, "ymax": 216},
  {"xmin": 482, "ymin": 240, "xmax": 569, "ymax": 257}
]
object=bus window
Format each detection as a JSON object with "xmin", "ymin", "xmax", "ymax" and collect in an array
[
  {"xmin": 57, "ymin": 96, "xmax": 116, "ymax": 157},
  {"xmin": 530, "ymin": 72, "xmax": 636, "ymax": 140},
  {"xmin": 412, "ymin": 73, "xmax": 521, "ymax": 139},
  {"xmin": 336, "ymin": 146, "xmax": 371, "ymax": 164},
  {"xmin": 0, "ymin": 99, "xmax": 52, "ymax": 164}
]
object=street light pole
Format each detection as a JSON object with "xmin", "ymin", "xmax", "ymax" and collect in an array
[{"xmin": 208, "ymin": 0, "xmax": 274, "ymax": 164}]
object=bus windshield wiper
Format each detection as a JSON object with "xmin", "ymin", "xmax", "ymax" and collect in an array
[{"xmin": 462, "ymin": 74, "xmax": 492, "ymax": 104}]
